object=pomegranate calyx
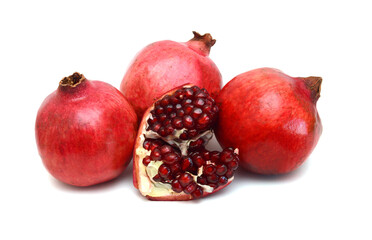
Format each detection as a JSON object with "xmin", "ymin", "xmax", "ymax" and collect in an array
[
  {"xmin": 187, "ymin": 31, "xmax": 216, "ymax": 56},
  {"xmin": 303, "ymin": 76, "xmax": 322, "ymax": 103},
  {"xmin": 59, "ymin": 72, "xmax": 86, "ymax": 88}
]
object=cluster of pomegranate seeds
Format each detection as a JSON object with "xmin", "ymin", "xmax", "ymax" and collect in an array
[
  {"xmin": 138, "ymin": 85, "xmax": 239, "ymax": 200},
  {"xmin": 147, "ymin": 86, "xmax": 219, "ymax": 140},
  {"xmin": 142, "ymin": 138, "xmax": 239, "ymax": 198}
]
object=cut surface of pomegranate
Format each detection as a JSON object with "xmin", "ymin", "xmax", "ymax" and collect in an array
[{"xmin": 133, "ymin": 85, "xmax": 238, "ymax": 200}]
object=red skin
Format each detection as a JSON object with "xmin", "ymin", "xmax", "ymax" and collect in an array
[
  {"xmin": 120, "ymin": 32, "xmax": 222, "ymax": 118},
  {"xmin": 36, "ymin": 76, "xmax": 137, "ymax": 186},
  {"xmin": 133, "ymin": 85, "xmax": 233, "ymax": 200},
  {"xmin": 216, "ymin": 68, "xmax": 322, "ymax": 174}
]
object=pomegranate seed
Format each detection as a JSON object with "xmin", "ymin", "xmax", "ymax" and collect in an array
[
  {"xmin": 220, "ymin": 149, "xmax": 234, "ymax": 163},
  {"xmin": 171, "ymin": 117, "xmax": 183, "ymax": 129},
  {"xmin": 153, "ymin": 174, "xmax": 162, "ymax": 182},
  {"xmin": 197, "ymin": 113, "xmax": 210, "ymax": 125},
  {"xmin": 171, "ymin": 180, "xmax": 183, "ymax": 193},
  {"xmin": 184, "ymin": 182, "xmax": 197, "ymax": 194},
  {"xmin": 201, "ymin": 150, "xmax": 210, "ymax": 160},
  {"xmin": 151, "ymin": 122, "xmax": 161, "ymax": 132},
  {"xmin": 154, "ymin": 101, "xmax": 161, "ymax": 108},
  {"xmin": 170, "ymin": 96, "xmax": 179, "ymax": 104},
  {"xmin": 160, "ymin": 96, "xmax": 170, "ymax": 106},
  {"xmin": 165, "ymin": 104, "xmax": 173, "ymax": 113},
  {"xmin": 184, "ymin": 88, "xmax": 194, "ymax": 97},
  {"xmin": 187, "ymin": 129, "xmax": 198, "ymax": 138},
  {"xmin": 225, "ymin": 169, "xmax": 234, "ymax": 178},
  {"xmin": 150, "ymin": 148, "xmax": 161, "ymax": 160},
  {"xmin": 163, "ymin": 119, "xmax": 171, "ymax": 126},
  {"xmin": 169, "ymin": 162, "xmax": 181, "ymax": 175},
  {"xmin": 184, "ymin": 105, "xmax": 194, "ymax": 114},
  {"xmin": 204, "ymin": 164, "xmax": 216, "ymax": 175},
  {"xmin": 191, "ymin": 86, "xmax": 200, "ymax": 92},
  {"xmin": 183, "ymin": 115, "xmax": 194, "ymax": 129},
  {"xmin": 158, "ymin": 164, "xmax": 171, "ymax": 179},
  {"xmin": 181, "ymin": 157, "xmax": 193, "ymax": 171},
  {"xmin": 165, "ymin": 125, "xmax": 174, "ymax": 135},
  {"xmin": 189, "ymin": 166, "xmax": 199, "ymax": 175},
  {"xmin": 174, "ymin": 89, "xmax": 184, "ymax": 99},
  {"xmin": 212, "ymin": 105, "xmax": 219, "ymax": 113},
  {"xmin": 192, "ymin": 154, "xmax": 205, "ymax": 167},
  {"xmin": 147, "ymin": 117, "xmax": 157, "ymax": 125},
  {"xmin": 176, "ymin": 109, "xmax": 185, "ymax": 117},
  {"xmin": 191, "ymin": 108, "xmax": 203, "ymax": 119},
  {"xmin": 202, "ymin": 105, "xmax": 212, "ymax": 114},
  {"xmin": 194, "ymin": 98, "xmax": 205, "ymax": 107},
  {"xmin": 207, "ymin": 174, "xmax": 218, "ymax": 184},
  {"xmin": 182, "ymin": 99, "xmax": 193, "ymax": 106},
  {"xmin": 158, "ymin": 114, "xmax": 167, "ymax": 122},
  {"xmin": 191, "ymin": 187, "xmax": 204, "ymax": 198},
  {"xmin": 149, "ymin": 140, "xmax": 163, "ymax": 151},
  {"xmin": 142, "ymin": 156, "xmax": 151, "ymax": 166},
  {"xmin": 194, "ymin": 91, "xmax": 207, "ymax": 98},
  {"xmin": 159, "ymin": 145, "xmax": 172, "ymax": 155},
  {"xmin": 197, "ymin": 176, "xmax": 208, "ymax": 185},
  {"xmin": 155, "ymin": 106, "xmax": 164, "ymax": 115},
  {"xmin": 158, "ymin": 127, "xmax": 167, "ymax": 137},
  {"xmin": 169, "ymin": 112, "xmax": 177, "ymax": 119},
  {"xmin": 178, "ymin": 173, "xmax": 193, "ymax": 187},
  {"xmin": 205, "ymin": 99, "xmax": 213, "ymax": 106},
  {"xmin": 210, "ymin": 151, "xmax": 220, "ymax": 162},
  {"xmin": 218, "ymin": 176, "xmax": 228, "ymax": 186},
  {"xmin": 143, "ymin": 140, "xmax": 151, "ymax": 150},
  {"xmin": 163, "ymin": 153, "xmax": 180, "ymax": 165},
  {"xmin": 228, "ymin": 159, "xmax": 239, "ymax": 170},
  {"xmin": 189, "ymin": 138, "xmax": 204, "ymax": 148},
  {"xmin": 179, "ymin": 133, "xmax": 188, "ymax": 140},
  {"xmin": 216, "ymin": 164, "xmax": 228, "ymax": 176}
]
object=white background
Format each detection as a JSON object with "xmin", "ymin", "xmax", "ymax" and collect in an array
[{"xmin": 1, "ymin": 0, "xmax": 371, "ymax": 239}]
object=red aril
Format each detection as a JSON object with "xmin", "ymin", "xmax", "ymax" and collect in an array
[
  {"xmin": 35, "ymin": 73, "xmax": 137, "ymax": 186},
  {"xmin": 216, "ymin": 68, "xmax": 322, "ymax": 175},
  {"xmin": 133, "ymin": 85, "xmax": 238, "ymax": 200},
  {"xmin": 120, "ymin": 32, "xmax": 222, "ymax": 118}
]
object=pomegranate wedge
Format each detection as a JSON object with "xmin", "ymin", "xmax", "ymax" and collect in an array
[{"xmin": 133, "ymin": 85, "xmax": 238, "ymax": 200}]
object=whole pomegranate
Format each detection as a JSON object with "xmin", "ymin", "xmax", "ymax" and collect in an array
[
  {"xmin": 133, "ymin": 85, "xmax": 238, "ymax": 200},
  {"xmin": 35, "ymin": 73, "xmax": 137, "ymax": 186},
  {"xmin": 120, "ymin": 31, "xmax": 222, "ymax": 118},
  {"xmin": 216, "ymin": 68, "xmax": 322, "ymax": 175}
]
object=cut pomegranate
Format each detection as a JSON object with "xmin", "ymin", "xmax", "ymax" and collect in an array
[
  {"xmin": 133, "ymin": 85, "xmax": 238, "ymax": 200},
  {"xmin": 120, "ymin": 32, "xmax": 222, "ymax": 118}
]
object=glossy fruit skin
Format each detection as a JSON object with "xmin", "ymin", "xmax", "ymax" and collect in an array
[
  {"xmin": 120, "ymin": 32, "xmax": 222, "ymax": 118},
  {"xmin": 216, "ymin": 68, "xmax": 322, "ymax": 174},
  {"xmin": 36, "ymin": 74, "xmax": 137, "ymax": 186}
]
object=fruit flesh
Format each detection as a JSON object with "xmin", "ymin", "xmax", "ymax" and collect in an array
[{"xmin": 216, "ymin": 68, "xmax": 322, "ymax": 174}]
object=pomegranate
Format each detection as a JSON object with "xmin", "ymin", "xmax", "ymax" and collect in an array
[
  {"xmin": 35, "ymin": 73, "xmax": 137, "ymax": 186},
  {"xmin": 120, "ymin": 31, "xmax": 222, "ymax": 118},
  {"xmin": 133, "ymin": 85, "xmax": 238, "ymax": 200},
  {"xmin": 216, "ymin": 68, "xmax": 322, "ymax": 175}
]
